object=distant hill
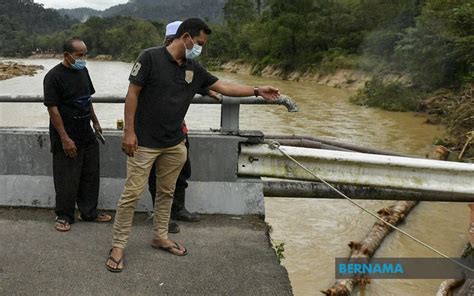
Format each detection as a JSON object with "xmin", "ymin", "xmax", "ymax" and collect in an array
[
  {"xmin": 57, "ymin": 7, "xmax": 103, "ymax": 22},
  {"xmin": 0, "ymin": 0, "xmax": 75, "ymax": 34},
  {"xmin": 0, "ymin": 0, "xmax": 76, "ymax": 56},
  {"xmin": 59, "ymin": 0, "xmax": 226, "ymax": 23}
]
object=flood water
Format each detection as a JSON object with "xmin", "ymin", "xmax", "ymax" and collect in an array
[{"xmin": 0, "ymin": 58, "xmax": 467, "ymax": 296}]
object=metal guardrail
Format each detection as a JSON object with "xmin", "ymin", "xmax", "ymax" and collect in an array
[
  {"xmin": 239, "ymin": 143, "xmax": 474, "ymax": 197},
  {"xmin": 263, "ymin": 179, "xmax": 474, "ymax": 202},
  {"xmin": 264, "ymin": 134, "xmax": 411, "ymax": 157},
  {"xmin": 0, "ymin": 94, "xmax": 298, "ymax": 133}
]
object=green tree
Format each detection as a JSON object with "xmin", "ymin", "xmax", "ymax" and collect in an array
[
  {"xmin": 0, "ymin": 0, "xmax": 75, "ymax": 56},
  {"xmin": 395, "ymin": 1, "xmax": 474, "ymax": 89},
  {"xmin": 224, "ymin": 0, "xmax": 257, "ymax": 27}
]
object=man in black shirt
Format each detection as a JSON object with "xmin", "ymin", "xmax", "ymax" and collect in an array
[
  {"xmin": 107, "ymin": 18, "xmax": 280, "ymax": 272},
  {"xmin": 43, "ymin": 37, "xmax": 112, "ymax": 232},
  {"xmin": 147, "ymin": 20, "xmax": 218, "ymax": 234}
]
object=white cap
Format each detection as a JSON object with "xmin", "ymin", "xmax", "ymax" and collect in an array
[{"xmin": 165, "ymin": 21, "xmax": 183, "ymax": 38}]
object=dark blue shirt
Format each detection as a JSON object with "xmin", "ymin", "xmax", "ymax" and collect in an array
[{"xmin": 43, "ymin": 63, "xmax": 96, "ymax": 150}]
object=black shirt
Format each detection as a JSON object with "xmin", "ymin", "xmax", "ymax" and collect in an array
[
  {"xmin": 43, "ymin": 63, "xmax": 96, "ymax": 150},
  {"xmin": 129, "ymin": 46, "xmax": 218, "ymax": 148}
]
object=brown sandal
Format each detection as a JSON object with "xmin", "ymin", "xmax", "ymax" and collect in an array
[
  {"xmin": 54, "ymin": 219, "xmax": 71, "ymax": 232},
  {"xmin": 79, "ymin": 212, "xmax": 112, "ymax": 223},
  {"xmin": 106, "ymin": 248, "xmax": 124, "ymax": 273},
  {"xmin": 95, "ymin": 213, "xmax": 112, "ymax": 222},
  {"xmin": 152, "ymin": 240, "xmax": 188, "ymax": 256}
]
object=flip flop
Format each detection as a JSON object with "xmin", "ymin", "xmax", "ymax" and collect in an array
[
  {"xmin": 106, "ymin": 248, "xmax": 124, "ymax": 273},
  {"xmin": 152, "ymin": 241, "xmax": 188, "ymax": 256},
  {"xmin": 95, "ymin": 213, "xmax": 112, "ymax": 222},
  {"xmin": 54, "ymin": 219, "xmax": 71, "ymax": 232},
  {"xmin": 78, "ymin": 212, "xmax": 112, "ymax": 223}
]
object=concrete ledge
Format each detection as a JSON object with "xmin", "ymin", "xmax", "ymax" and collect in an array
[
  {"xmin": 0, "ymin": 175, "xmax": 264, "ymax": 215},
  {"xmin": 0, "ymin": 128, "xmax": 264, "ymax": 215},
  {"xmin": 0, "ymin": 128, "xmax": 241, "ymax": 181}
]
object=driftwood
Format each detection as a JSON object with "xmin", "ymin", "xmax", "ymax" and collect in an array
[
  {"xmin": 0, "ymin": 62, "xmax": 44, "ymax": 81},
  {"xmin": 458, "ymin": 132, "xmax": 473, "ymax": 160},
  {"xmin": 436, "ymin": 279, "xmax": 465, "ymax": 296},
  {"xmin": 321, "ymin": 201, "xmax": 418, "ymax": 296},
  {"xmin": 436, "ymin": 244, "xmax": 473, "ymax": 296},
  {"xmin": 322, "ymin": 146, "xmax": 449, "ymax": 296},
  {"xmin": 422, "ymin": 86, "xmax": 473, "ymax": 157}
]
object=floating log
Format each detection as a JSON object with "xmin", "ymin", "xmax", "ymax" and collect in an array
[
  {"xmin": 436, "ymin": 279, "xmax": 465, "ymax": 296},
  {"xmin": 322, "ymin": 146, "xmax": 449, "ymax": 296},
  {"xmin": 321, "ymin": 201, "xmax": 418, "ymax": 296},
  {"xmin": 436, "ymin": 244, "xmax": 473, "ymax": 296}
]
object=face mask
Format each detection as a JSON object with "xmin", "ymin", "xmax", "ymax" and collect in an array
[
  {"xmin": 184, "ymin": 38, "xmax": 202, "ymax": 60},
  {"xmin": 69, "ymin": 53, "xmax": 86, "ymax": 70}
]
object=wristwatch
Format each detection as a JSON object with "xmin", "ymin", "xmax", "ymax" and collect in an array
[{"xmin": 254, "ymin": 86, "xmax": 259, "ymax": 97}]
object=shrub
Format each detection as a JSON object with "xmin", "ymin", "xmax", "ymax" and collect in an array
[{"xmin": 350, "ymin": 78, "xmax": 422, "ymax": 112}]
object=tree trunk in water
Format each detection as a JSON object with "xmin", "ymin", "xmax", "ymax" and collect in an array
[
  {"xmin": 322, "ymin": 146, "xmax": 449, "ymax": 296},
  {"xmin": 435, "ymin": 244, "xmax": 473, "ymax": 295},
  {"xmin": 321, "ymin": 201, "xmax": 418, "ymax": 296},
  {"xmin": 436, "ymin": 279, "xmax": 465, "ymax": 296}
]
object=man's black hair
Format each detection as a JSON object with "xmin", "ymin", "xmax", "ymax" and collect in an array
[
  {"xmin": 175, "ymin": 18, "xmax": 212, "ymax": 38},
  {"xmin": 63, "ymin": 37, "xmax": 83, "ymax": 53}
]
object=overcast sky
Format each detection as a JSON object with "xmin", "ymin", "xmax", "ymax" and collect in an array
[{"xmin": 35, "ymin": 0, "xmax": 128, "ymax": 10}]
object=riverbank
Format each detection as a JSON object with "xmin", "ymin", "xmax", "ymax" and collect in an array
[
  {"xmin": 25, "ymin": 55, "xmax": 398, "ymax": 90},
  {"xmin": 422, "ymin": 86, "xmax": 473, "ymax": 158},
  {"xmin": 0, "ymin": 54, "xmax": 113, "ymax": 81},
  {"xmin": 29, "ymin": 53, "xmax": 113, "ymax": 61},
  {"xmin": 0, "ymin": 62, "xmax": 43, "ymax": 81},
  {"xmin": 219, "ymin": 60, "xmax": 410, "ymax": 91}
]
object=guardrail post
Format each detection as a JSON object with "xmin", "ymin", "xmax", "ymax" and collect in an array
[{"xmin": 220, "ymin": 99, "xmax": 240, "ymax": 133}]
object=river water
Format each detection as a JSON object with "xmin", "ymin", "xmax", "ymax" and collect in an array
[{"xmin": 0, "ymin": 59, "xmax": 468, "ymax": 295}]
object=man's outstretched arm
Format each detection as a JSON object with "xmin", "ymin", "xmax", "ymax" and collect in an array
[{"xmin": 209, "ymin": 80, "xmax": 280, "ymax": 100}]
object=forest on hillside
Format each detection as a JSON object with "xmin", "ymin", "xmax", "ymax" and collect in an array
[
  {"xmin": 0, "ymin": 0, "xmax": 75, "ymax": 56},
  {"xmin": 2, "ymin": 0, "xmax": 472, "ymax": 92}
]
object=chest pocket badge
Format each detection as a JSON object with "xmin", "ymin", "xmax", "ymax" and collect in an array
[{"xmin": 185, "ymin": 70, "xmax": 194, "ymax": 84}]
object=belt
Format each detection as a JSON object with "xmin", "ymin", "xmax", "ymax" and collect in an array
[{"xmin": 73, "ymin": 113, "xmax": 91, "ymax": 119}]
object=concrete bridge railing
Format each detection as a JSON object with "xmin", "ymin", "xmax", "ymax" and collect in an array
[
  {"xmin": 0, "ymin": 128, "xmax": 266, "ymax": 214},
  {"xmin": 0, "ymin": 94, "xmax": 298, "ymax": 133}
]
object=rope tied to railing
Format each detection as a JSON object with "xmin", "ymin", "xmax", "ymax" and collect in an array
[{"xmin": 266, "ymin": 140, "xmax": 474, "ymax": 273}]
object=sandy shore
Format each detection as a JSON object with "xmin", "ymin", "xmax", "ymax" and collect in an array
[{"xmin": 0, "ymin": 62, "xmax": 44, "ymax": 81}]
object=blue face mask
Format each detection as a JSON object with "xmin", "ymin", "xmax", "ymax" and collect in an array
[
  {"xmin": 69, "ymin": 53, "xmax": 86, "ymax": 70},
  {"xmin": 184, "ymin": 38, "xmax": 202, "ymax": 60}
]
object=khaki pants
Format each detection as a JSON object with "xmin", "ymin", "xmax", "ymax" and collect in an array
[{"xmin": 112, "ymin": 142, "xmax": 187, "ymax": 248}]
